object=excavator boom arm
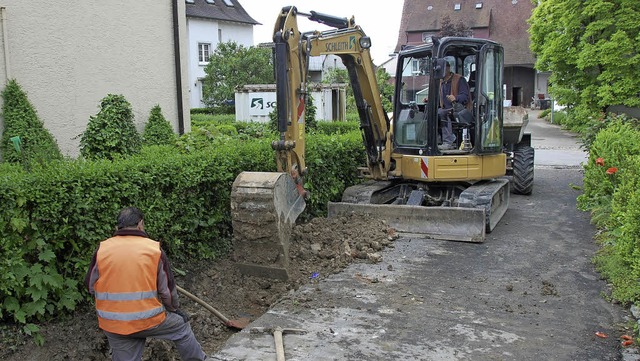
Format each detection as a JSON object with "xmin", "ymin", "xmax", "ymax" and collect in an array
[{"xmin": 273, "ymin": 6, "xmax": 391, "ymax": 180}]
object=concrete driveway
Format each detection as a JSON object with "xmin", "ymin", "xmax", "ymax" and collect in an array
[{"xmin": 210, "ymin": 110, "xmax": 633, "ymax": 361}]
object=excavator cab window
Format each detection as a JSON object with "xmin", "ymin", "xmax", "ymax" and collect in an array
[
  {"xmin": 477, "ymin": 46, "xmax": 504, "ymax": 153},
  {"xmin": 395, "ymin": 54, "xmax": 432, "ymax": 147},
  {"xmin": 399, "ymin": 55, "xmax": 431, "ymax": 105}
]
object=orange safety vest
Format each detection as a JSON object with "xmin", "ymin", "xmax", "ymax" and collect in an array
[{"xmin": 93, "ymin": 236, "xmax": 166, "ymax": 335}]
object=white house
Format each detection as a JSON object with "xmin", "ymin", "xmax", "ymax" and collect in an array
[{"xmin": 185, "ymin": 0, "xmax": 259, "ymax": 108}]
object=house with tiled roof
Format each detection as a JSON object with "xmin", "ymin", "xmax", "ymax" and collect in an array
[
  {"xmin": 185, "ymin": 0, "xmax": 259, "ymax": 108},
  {"xmin": 395, "ymin": 0, "xmax": 542, "ymax": 107}
]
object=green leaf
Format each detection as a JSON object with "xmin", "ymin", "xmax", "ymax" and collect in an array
[
  {"xmin": 38, "ymin": 248, "xmax": 56, "ymax": 262},
  {"xmin": 9, "ymin": 217, "xmax": 28, "ymax": 232}
]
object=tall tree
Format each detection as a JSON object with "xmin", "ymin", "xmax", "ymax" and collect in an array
[
  {"xmin": 438, "ymin": 15, "xmax": 472, "ymax": 37},
  {"xmin": 529, "ymin": 0, "xmax": 640, "ymax": 118},
  {"xmin": 376, "ymin": 68, "xmax": 394, "ymax": 112},
  {"xmin": 202, "ymin": 42, "xmax": 274, "ymax": 111}
]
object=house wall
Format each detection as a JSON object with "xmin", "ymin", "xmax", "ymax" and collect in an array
[
  {"xmin": 504, "ymin": 66, "xmax": 536, "ymax": 107},
  {"xmin": 0, "ymin": 1, "xmax": 190, "ymax": 157},
  {"xmin": 535, "ymin": 71, "xmax": 551, "ymax": 98},
  {"xmin": 186, "ymin": 17, "xmax": 253, "ymax": 108}
]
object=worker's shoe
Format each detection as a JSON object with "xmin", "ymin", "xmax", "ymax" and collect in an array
[{"xmin": 438, "ymin": 143, "xmax": 455, "ymax": 150}]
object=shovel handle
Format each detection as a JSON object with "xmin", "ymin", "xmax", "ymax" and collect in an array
[{"xmin": 176, "ymin": 285, "xmax": 230, "ymax": 324}]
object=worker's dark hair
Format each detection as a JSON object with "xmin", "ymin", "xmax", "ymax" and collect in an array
[{"xmin": 116, "ymin": 207, "xmax": 144, "ymax": 230}]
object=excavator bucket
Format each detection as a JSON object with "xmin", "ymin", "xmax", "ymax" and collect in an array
[
  {"xmin": 230, "ymin": 171, "xmax": 305, "ymax": 279},
  {"xmin": 327, "ymin": 202, "xmax": 486, "ymax": 242}
]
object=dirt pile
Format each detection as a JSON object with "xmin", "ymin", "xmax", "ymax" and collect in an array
[{"xmin": 0, "ymin": 215, "xmax": 397, "ymax": 360}]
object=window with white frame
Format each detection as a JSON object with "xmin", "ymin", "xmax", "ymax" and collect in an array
[
  {"xmin": 411, "ymin": 59, "xmax": 419, "ymax": 73},
  {"xmin": 198, "ymin": 43, "xmax": 211, "ymax": 64}
]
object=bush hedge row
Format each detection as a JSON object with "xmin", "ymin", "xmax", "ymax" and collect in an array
[
  {"xmin": 0, "ymin": 129, "xmax": 366, "ymax": 326},
  {"xmin": 577, "ymin": 113, "xmax": 640, "ymax": 303}
]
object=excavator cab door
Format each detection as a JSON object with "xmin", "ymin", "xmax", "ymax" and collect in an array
[{"xmin": 475, "ymin": 44, "xmax": 504, "ymax": 154}]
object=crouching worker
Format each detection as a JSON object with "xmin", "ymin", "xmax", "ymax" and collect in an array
[{"xmin": 85, "ymin": 207, "xmax": 207, "ymax": 361}]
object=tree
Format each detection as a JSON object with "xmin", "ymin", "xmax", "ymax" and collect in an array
[
  {"xmin": 376, "ymin": 68, "xmax": 394, "ymax": 112},
  {"xmin": 323, "ymin": 67, "xmax": 357, "ymax": 113},
  {"xmin": 1, "ymin": 79, "xmax": 62, "ymax": 165},
  {"xmin": 80, "ymin": 94, "xmax": 142, "ymax": 160},
  {"xmin": 438, "ymin": 15, "xmax": 472, "ymax": 37},
  {"xmin": 202, "ymin": 42, "xmax": 274, "ymax": 112},
  {"xmin": 143, "ymin": 105, "xmax": 176, "ymax": 146},
  {"xmin": 529, "ymin": 0, "xmax": 640, "ymax": 123}
]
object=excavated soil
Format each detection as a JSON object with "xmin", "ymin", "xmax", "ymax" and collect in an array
[{"xmin": 0, "ymin": 215, "xmax": 397, "ymax": 360}]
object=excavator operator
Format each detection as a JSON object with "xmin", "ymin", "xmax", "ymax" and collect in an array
[{"xmin": 437, "ymin": 61, "xmax": 470, "ymax": 150}]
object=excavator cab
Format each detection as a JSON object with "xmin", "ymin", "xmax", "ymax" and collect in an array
[{"xmin": 393, "ymin": 37, "xmax": 504, "ymax": 158}]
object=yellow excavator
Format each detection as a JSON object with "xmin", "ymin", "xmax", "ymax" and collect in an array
[{"xmin": 230, "ymin": 7, "xmax": 533, "ymax": 277}]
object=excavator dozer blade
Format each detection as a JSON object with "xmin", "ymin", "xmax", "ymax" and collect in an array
[
  {"xmin": 230, "ymin": 172, "xmax": 306, "ymax": 279},
  {"xmin": 327, "ymin": 202, "xmax": 486, "ymax": 243}
]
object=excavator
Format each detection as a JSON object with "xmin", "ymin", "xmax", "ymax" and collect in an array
[{"xmin": 230, "ymin": 6, "xmax": 533, "ymax": 278}]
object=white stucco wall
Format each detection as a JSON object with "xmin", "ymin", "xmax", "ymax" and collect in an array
[
  {"xmin": 187, "ymin": 17, "xmax": 253, "ymax": 108},
  {"xmin": 0, "ymin": 2, "xmax": 190, "ymax": 157}
]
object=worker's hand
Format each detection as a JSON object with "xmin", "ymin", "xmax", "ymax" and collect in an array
[
  {"xmin": 175, "ymin": 309, "xmax": 189, "ymax": 323},
  {"xmin": 447, "ymin": 95, "xmax": 456, "ymax": 102}
]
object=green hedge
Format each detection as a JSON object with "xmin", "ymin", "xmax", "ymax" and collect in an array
[
  {"xmin": 578, "ymin": 113, "xmax": 640, "ymax": 304},
  {"xmin": 0, "ymin": 129, "xmax": 366, "ymax": 326},
  {"xmin": 313, "ymin": 121, "xmax": 360, "ymax": 136}
]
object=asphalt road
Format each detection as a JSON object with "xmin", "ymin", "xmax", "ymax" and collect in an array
[{"xmin": 210, "ymin": 111, "xmax": 632, "ymax": 361}]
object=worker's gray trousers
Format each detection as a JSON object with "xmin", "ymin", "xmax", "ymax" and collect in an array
[
  {"xmin": 103, "ymin": 312, "xmax": 206, "ymax": 361},
  {"xmin": 438, "ymin": 108, "xmax": 457, "ymax": 145}
]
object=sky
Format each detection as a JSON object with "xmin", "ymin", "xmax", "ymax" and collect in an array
[{"xmin": 238, "ymin": 1, "xmax": 404, "ymax": 64}]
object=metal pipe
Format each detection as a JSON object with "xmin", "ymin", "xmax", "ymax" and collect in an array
[
  {"xmin": 171, "ymin": 0, "xmax": 185, "ymax": 134},
  {"xmin": 1, "ymin": 7, "xmax": 11, "ymax": 81}
]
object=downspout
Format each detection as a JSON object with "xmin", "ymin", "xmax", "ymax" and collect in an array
[
  {"xmin": 171, "ymin": 0, "xmax": 185, "ymax": 134},
  {"xmin": 1, "ymin": 7, "xmax": 11, "ymax": 80}
]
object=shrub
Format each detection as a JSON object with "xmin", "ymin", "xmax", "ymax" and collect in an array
[
  {"xmin": 538, "ymin": 108, "xmax": 551, "ymax": 119},
  {"xmin": 79, "ymin": 94, "xmax": 142, "ymax": 160},
  {"xmin": 303, "ymin": 131, "xmax": 366, "ymax": 218},
  {"xmin": 550, "ymin": 111, "xmax": 567, "ymax": 125},
  {"xmin": 593, "ymin": 155, "xmax": 640, "ymax": 303},
  {"xmin": 143, "ymin": 105, "xmax": 176, "ymax": 146},
  {"xmin": 314, "ymin": 121, "xmax": 360, "ymax": 135},
  {"xmin": 191, "ymin": 113, "xmax": 236, "ymax": 128},
  {"xmin": 0, "ymin": 79, "xmax": 63, "ymax": 165},
  {"xmin": 577, "ymin": 117, "xmax": 640, "ymax": 224},
  {"xmin": 190, "ymin": 107, "xmax": 216, "ymax": 115},
  {"xmin": 215, "ymin": 124, "xmax": 238, "ymax": 137}
]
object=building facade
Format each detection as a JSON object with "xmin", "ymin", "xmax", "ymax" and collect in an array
[
  {"xmin": 395, "ymin": 0, "xmax": 539, "ymax": 107},
  {"xmin": 0, "ymin": 1, "xmax": 190, "ymax": 157},
  {"xmin": 185, "ymin": 0, "xmax": 258, "ymax": 108}
]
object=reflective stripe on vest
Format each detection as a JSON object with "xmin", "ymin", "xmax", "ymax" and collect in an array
[
  {"xmin": 95, "ymin": 290, "xmax": 158, "ymax": 301},
  {"xmin": 94, "ymin": 236, "xmax": 166, "ymax": 335},
  {"xmin": 97, "ymin": 306, "xmax": 165, "ymax": 321}
]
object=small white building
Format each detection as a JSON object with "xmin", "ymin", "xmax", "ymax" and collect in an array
[
  {"xmin": 235, "ymin": 83, "xmax": 347, "ymax": 123},
  {"xmin": 185, "ymin": 0, "xmax": 259, "ymax": 108}
]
